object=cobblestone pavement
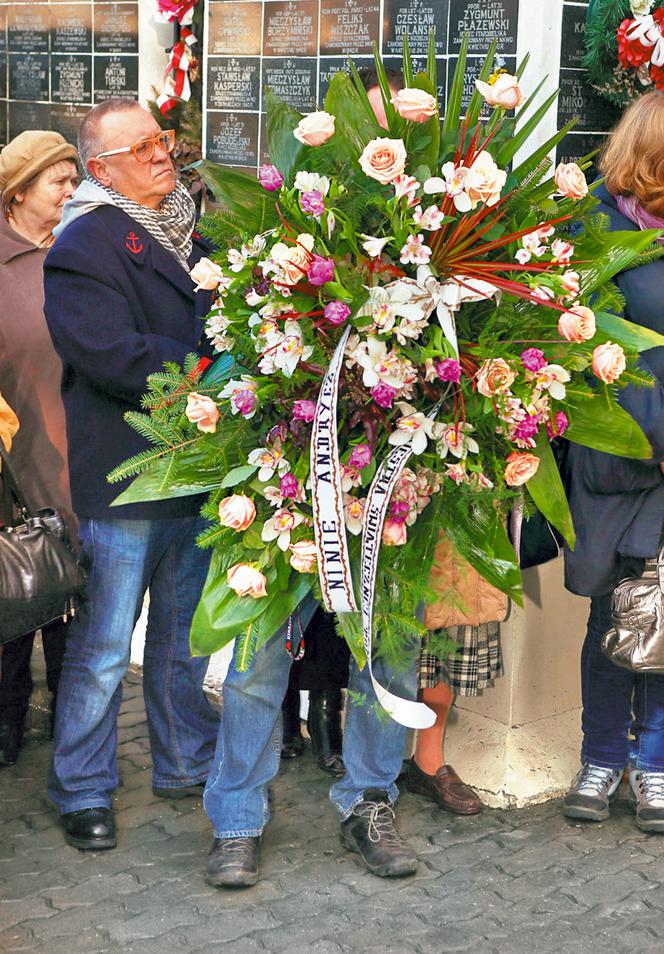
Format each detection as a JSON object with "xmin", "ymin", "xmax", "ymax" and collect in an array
[{"xmin": 2, "ymin": 674, "xmax": 664, "ymax": 954}]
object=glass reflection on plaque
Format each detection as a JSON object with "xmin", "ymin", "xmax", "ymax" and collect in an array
[
  {"xmin": 448, "ymin": 0, "xmax": 518, "ymax": 56},
  {"xmin": 9, "ymin": 53, "xmax": 50, "ymax": 102},
  {"xmin": 94, "ymin": 3, "xmax": 139, "ymax": 54},
  {"xmin": 207, "ymin": 57, "xmax": 260, "ymax": 111},
  {"xmin": 206, "ymin": 112, "xmax": 259, "ymax": 167},
  {"xmin": 263, "ymin": 1, "xmax": 318, "ymax": 58},
  {"xmin": 382, "ymin": 0, "xmax": 448, "ymax": 57},
  {"xmin": 52, "ymin": 3, "xmax": 93, "ymax": 54},
  {"xmin": 8, "ymin": 7, "xmax": 50, "ymax": 53},
  {"xmin": 208, "ymin": 2, "xmax": 262, "ymax": 56},
  {"xmin": 8, "ymin": 101, "xmax": 51, "ymax": 140},
  {"xmin": 262, "ymin": 58, "xmax": 316, "ymax": 112},
  {"xmin": 320, "ymin": 0, "xmax": 380, "ymax": 56},
  {"xmin": 52, "ymin": 54, "xmax": 92, "ymax": 104},
  {"xmin": 51, "ymin": 103, "xmax": 91, "ymax": 146},
  {"xmin": 94, "ymin": 54, "xmax": 138, "ymax": 102}
]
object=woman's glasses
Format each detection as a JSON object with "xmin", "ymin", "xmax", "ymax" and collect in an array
[{"xmin": 94, "ymin": 129, "xmax": 176, "ymax": 164}]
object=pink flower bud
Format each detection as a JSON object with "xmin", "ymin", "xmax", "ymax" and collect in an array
[{"xmin": 185, "ymin": 392, "xmax": 219, "ymax": 433}]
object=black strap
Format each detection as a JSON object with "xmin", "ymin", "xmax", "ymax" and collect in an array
[{"xmin": 0, "ymin": 444, "xmax": 36, "ymax": 523}]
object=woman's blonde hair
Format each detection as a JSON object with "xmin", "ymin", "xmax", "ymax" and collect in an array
[{"xmin": 600, "ymin": 91, "xmax": 664, "ymax": 217}]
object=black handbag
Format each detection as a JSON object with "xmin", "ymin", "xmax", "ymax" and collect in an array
[{"xmin": 0, "ymin": 445, "xmax": 86, "ymax": 645}]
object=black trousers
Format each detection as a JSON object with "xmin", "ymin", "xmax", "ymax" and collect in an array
[
  {"xmin": 290, "ymin": 607, "xmax": 351, "ymax": 692},
  {"xmin": 0, "ymin": 618, "xmax": 68, "ymax": 720}
]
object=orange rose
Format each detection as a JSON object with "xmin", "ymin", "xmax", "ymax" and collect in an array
[
  {"xmin": 185, "ymin": 392, "xmax": 219, "ymax": 433},
  {"xmin": 390, "ymin": 88, "xmax": 438, "ymax": 123},
  {"xmin": 554, "ymin": 162, "xmax": 588, "ymax": 200},
  {"xmin": 557, "ymin": 306, "xmax": 596, "ymax": 343},
  {"xmin": 293, "ymin": 111, "xmax": 335, "ymax": 146},
  {"xmin": 227, "ymin": 563, "xmax": 267, "ymax": 598},
  {"xmin": 359, "ymin": 138, "xmax": 407, "ymax": 185},
  {"xmin": 475, "ymin": 73, "xmax": 524, "ymax": 110},
  {"xmin": 289, "ymin": 540, "xmax": 318, "ymax": 573},
  {"xmin": 476, "ymin": 358, "xmax": 516, "ymax": 397},
  {"xmin": 218, "ymin": 495, "xmax": 256, "ymax": 532},
  {"xmin": 592, "ymin": 341, "xmax": 626, "ymax": 384},
  {"xmin": 504, "ymin": 452, "xmax": 540, "ymax": 487}
]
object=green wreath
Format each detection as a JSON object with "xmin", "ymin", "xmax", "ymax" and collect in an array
[{"xmin": 585, "ymin": 0, "xmax": 658, "ymax": 107}]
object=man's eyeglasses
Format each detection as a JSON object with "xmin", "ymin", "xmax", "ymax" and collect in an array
[{"xmin": 94, "ymin": 129, "xmax": 176, "ymax": 164}]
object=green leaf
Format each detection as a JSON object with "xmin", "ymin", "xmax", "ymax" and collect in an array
[
  {"xmin": 193, "ymin": 161, "xmax": 278, "ymax": 235},
  {"xmin": 566, "ymin": 394, "xmax": 652, "ymax": 459},
  {"xmin": 464, "ymin": 40, "xmax": 498, "ymax": 130},
  {"xmin": 110, "ymin": 446, "xmax": 225, "ymax": 505},
  {"xmin": 497, "ymin": 89, "xmax": 560, "ymax": 167},
  {"xmin": 577, "ymin": 230, "xmax": 663, "ymax": 296},
  {"xmin": 441, "ymin": 35, "xmax": 467, "ymax": 146},
  {"xmin": 265, "ymin": 88, "xmax": 306, "ymax": 183},
  {"xmin": 595, "ymin": 311, "xmax": 664, "ymax": 353},
  {"xmin": 200, "ymin": 353, "xmax": 242, "ymax": 388},
  {"xmin": 220, "ymin": 464, "xmax": 258, "ymax": 489},
  {"xmin": 528, "ymin": 436, "xmax": 575, "ymax": 549}
]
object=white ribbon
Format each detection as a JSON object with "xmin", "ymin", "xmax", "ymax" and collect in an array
[{"xmin": 627, "ymin": 14, "xmax": 664, "ymax": 67}]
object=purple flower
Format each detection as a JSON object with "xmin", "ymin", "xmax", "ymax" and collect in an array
[
  {"xmin": 435, "ymin": 358, "xmax": 462, "ymax": 383},
  {"xmin": 308, "ymin": 255, "xmax": 335, "ymax": 286},
  {"xmin": 258, "ymin": 164, "xmax": 284, "ymax": 192},
  {"xmin": 234, "ymin": 389, "xmax": 257, "ymax": 417},
  {"xmin": 388, "ymin": 500, "xmax": 410, "ymax": 524},
  {"xmin": 267, "ymin": 423, "xmax": 288, "ymax": 446},
  {"xmin": 348, "ymin": 443, "xmax": 372, "ymax": 469},
  {"xmin": 513, "ymin": 415, "xmax": 540, "ymax": 445},
  {"xmin": 292, "ymin": 399, "xmax": 317, "ymax": 423},
  {"xmin": 371, "ymin": 383, "xmax": 397, "ymax": 409},
  {"xmin": 300, "ymin": 189, "xmax": 325, "ymax": 217},
  {"xmin": 547, "ymin": 411, "xmax": 569, "ymax": 439},
  {"xmin": 324, "ymin": 300, "xmax": 351, "ymax": 326},
  {"xmin": 280, "ymin": 473, "xmax": 299, "ymax": 499},
  {"xmin": 521, "ymin": 348, "xmax": 547, "ymax": 373}
]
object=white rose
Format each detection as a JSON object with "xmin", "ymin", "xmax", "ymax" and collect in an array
[{"xmin": 190, "ymin": 257, "xmax": 225, "ymax": 291}]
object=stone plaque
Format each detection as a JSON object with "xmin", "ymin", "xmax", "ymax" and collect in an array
[
  {"xmin": 318, "ymin": 57, "xmax": 356, "ymax": 105},
  {"xmin": 94, "ymin": 3, "xmax": 138, "ymax": 54},
  {"xmin": 262, "ymin": 57, "xmax": 317, "ymax": 112},
  {"xmin": 0, "ymin": 105, "xmax": 7, "ymax": 149},
  {"xmin": 51, "ymin": 53, "xmax": 92, "ymax": 103},
  {"xmin": 208, "ymin": 1, "xmax": 262, "ymax": 56},
  {"xmin": 207, "ymin": 56, "xmax": 260, "ymax": 111},
  {"xmin": 51, "ymin": 102, "xmax": 91, "ymax": 145},
  {"xmin": 0, "ymin": 9, "xmax": 7, "ymax": 54},
  {"xmin": 9, "ymin": 53, "xmax": 50, "ymax": 102},
  {"xmin": 263, "ymin": 1, "xmax": 318, "ymax": 58},
  {"xmin": 448, "ymin": 0, "xmax": 518, "ymax": 56},
  {"xmin": 320, "ymin": 0, "xmax": 380, "ymax": 56},
  {"xmin": 8, "ymin": 8, "xmax": 50, "ymax": 53},
  {"xmin": 382, "ymin": 0, "xmax": 448, "ymax": 57},
  {"xmin": 0, "ymin": 52, "xmax": 6, "ymax": 101},
  {"xmin": 94, "ymin": 54, "xmax": 138, "ymax": 101},
  {"xmin": 52, "ymin": 3, "xmax": 93, "ymax": 54},
  {"xmin": 560, "ymin": 5, "xmax": 587, "ymax": 71},
  {"xmin": 206, "ymin": 111, "xmax": 259, "ymax": 166},
  {"xmin": 556, "ymin": 131, "xmax": 605, "ymax": 170},
  {"xmin": 557, "ymin": 70, "xmax": 620, "ymax": 132},
  {"xmin": 8, "ymin": 101, "xmax": 51, "ymax": 140}
]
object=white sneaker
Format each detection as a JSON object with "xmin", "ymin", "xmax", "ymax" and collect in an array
[
  {"xmin": 629, "ymin": 770, "xmax": 664, "ymax": 832},
  {"xmin": 563, "ymin": 763, "xmax": 622, "ymax": 822}
]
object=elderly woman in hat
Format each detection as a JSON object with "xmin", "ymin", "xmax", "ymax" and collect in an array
[{"xmin": 0, "ymin": 130, "xmax": 78, "ymax": 767}]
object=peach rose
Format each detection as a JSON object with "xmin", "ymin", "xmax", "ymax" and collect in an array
[
  {"xmin": 475, "ymin": 73, "xmax": 524, "ymax": 111},
  {"xmin": 504, "ymin": 452, "xmax": 540, "ymax": 487},
  {"xmin": 270, "ymin": 233, "xmax": 315, "ymax": 286},
  {"xmin": 557, "ymin": 306, "xmax": 596, "ymax": 343},
  {"xmin": 390, "ymin": 88, "xmax": 438, "ymax": 123},
  {"xmin": 293, "ymin": 111, "xmax": 335, "ymax": 146},
  {"xmin": 227, "ymin": 563, "xmax": 267, "ymax": 598},
  {"xmin": 185, "ymin": 392, "xmax": 219, "ymax": 433},
  {"xmin": 190, "ymin": 257, "xmax": 225, "ymax": 291},
  {"xmin": 382, "ymin": 518, "xmax": 408, "ymax": 546},
  {"xmin": 359, "ymin": 138, "xmax": 408, "ymax": 185},
  {"xmin": 289, "ymin": 540, "xmax": 318, "ymax": 573},
  {"xmin": 476, "ymin": 358, "xmax": 516, "ymax": 397},
  {"xmin": 554, "ymin": 162, "xmax": 588, "ymax": 200},
  {"xmin": 592, "ymin": 341, "xmax": 626, "ymax": 384},
  {"xmin": 466, "ymin": 151, "xmax": 507, "ymax": 208},
  {"xmin": 218, "ymin": 495, "xmax": 256, "ymax": 532}
]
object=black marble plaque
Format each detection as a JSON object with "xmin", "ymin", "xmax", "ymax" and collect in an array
[
  {"xmin": 93, "ymin": 54, "xmax": 138, "ymax": 101},
  {"xmin": 208, "ymin": 1, "xmax": 263, "ymax": 56},
  {"xmin": 448, "ymin": 0, "xmax": 518, "ymax": 56},
  {"xmin": 318, "ymin": 57, "xmax": 355, "ymax": 104},
  {"xmin": 9, "ymin": 53, "xmax": 50, "ymax": 102},
  {"xmin": 0, "ymin": 52, "xmax": 6, "ymax": 101},
  {"xmin": 8, "ymin": 100, "xmax": 51, "ymax": 139},
  {"xmin": 51, "ymin": 102, "xmax": 90, "ymax": 145},
  {"xmin": 8, "ymin": 8, "xmax": 50, "ymax": 53},
  {"xmin": 382, "ymin": 0, "xmax": 448, "ymax": 57},
  {"xmin": 557, "ymin": 70, "xmax": 620, "ymax": 132},
  {"xmin": 320, "ymin": 0, "xmax": 380, "ymax": 56},
  {"xmin": 447, "ymin": 55, "xmax": 516, "ymax": 114},
  {"xmin": 0, "ymin": 10, "xmax": 6, "ymax": 54},
  {"xmin": 207, "ymin": 56, "xmax": 260, "ymax": 111},
  {"xmin": 0, "ymin": 104, "xmax": 7, "ymax": 149},
  {"xmin": 206, "ymin": 111, "xmax": 259, "ymax": 166},
  {"xmin": 556, "ymin": 131, "xmax": 606, "ymax": 170},
  {"xmin": 51, "ymin": 53, "xmax": 92, "ymax": 103},
  {"xmin": 263, "ymin": 1, "xmax": 318, "ymax": 58},
  {"xmin": 94, "ymin": 3, "xmax": 138, "ymax": 54},
  {"xmin": 262, "ymin": 57, "xmax": 317, "ymax": 111},
  {"xmin": 560, "ymin": 4, "xmax": 587, "ymax": 71},
  {"xmin": 52, "ymin": 3, "xmax": 93, "ymax": 54}
]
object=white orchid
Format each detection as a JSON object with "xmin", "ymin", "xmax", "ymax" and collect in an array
[
  {"xmin": 248, "ymin": 447, "xmax": 290, "ymax": 481},
  {"xmin": 294, "ymin": 171, "xmax": 330, "ymax": 195},
  {"xmin": 353, "ymin": 336, "xmax": 417, "ymax": 392},
  {"xmin": 343, "ymin": 494, "xmax": 366, "ymax": 535},
  {"xmin": 218, "ymin": 376, "xmax": 258, "ymax": 418},
  {"xmin": 413, "ymin": 204, "xmax": 444, "ymax": 230},
  {"xmin": 360, "ymin": 234, "xmax": 390, "ymax": 258},
  {"xmin": 388, "ymin": 403, "xmax": 438, "ymax": 455},
  {"xmin": 273, "ymin": 320, "xmax": 313, "ymax": 378},
  {"xmin": 424, "ymin": 163, "xmax": 473, "ymax": 213},
  {"xmin": 400, "ymin": 234, "xmax": 432, "ymax": 265},
  {"xmin": 261, "ymin": 508, "xmax": 304, "ymax": 551},
  {"xmin": 534, "ymin": 364, "xmax": 571, "ymax": 401},
  {"xmin": 515, "ymin": 230, "xmax": 547, "ymax": 265},
  {"xmin": 227, "ymin": 246, "xmax": 249, "ymax": 272},
  {"xmin": 434, "ymin": 421, "xmax": 480, "ymax": 460}
]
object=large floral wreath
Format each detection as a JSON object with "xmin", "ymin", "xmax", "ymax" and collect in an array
[{"xmin": 586, "ymin": 0, "xmax": 664, "ymax": 105}]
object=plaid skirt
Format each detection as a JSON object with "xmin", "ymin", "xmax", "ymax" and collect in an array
[{"xmin": 418, "ymin": 623, "xmax": 503, "ymax": 697}]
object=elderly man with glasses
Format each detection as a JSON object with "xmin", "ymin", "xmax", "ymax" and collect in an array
[{"xmin": 43, "ymin": 99, "xmax": 220, "ymax": 851}]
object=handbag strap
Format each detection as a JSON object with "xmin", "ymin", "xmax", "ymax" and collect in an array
[{"xmin": 0, "ymin": 444, "xmax": 36, "ymax": 522}]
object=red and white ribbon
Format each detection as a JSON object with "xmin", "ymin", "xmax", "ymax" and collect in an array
[{"xmin": 154, "ymin": 1, "xmax": 198, "ymax": 116}]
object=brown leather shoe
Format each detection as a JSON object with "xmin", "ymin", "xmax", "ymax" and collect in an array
[{"xmin": 406, "ymin": 759, "xmax": 482, "ymax": 815}]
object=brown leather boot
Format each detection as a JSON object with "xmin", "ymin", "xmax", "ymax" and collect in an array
[{"xmin": 406, "ymin": 759, "xmax": 482, "ymax": 815}]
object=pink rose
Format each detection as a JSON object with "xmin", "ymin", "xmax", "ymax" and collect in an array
[
  {"xmin": 557, "ymin": 306, "xmax": 596, "ymax": 343},
  {"xmin": 293, "ymin": 111, "xmax": 335, "ymax": 146},
  {"xmin": 190, "ymin": 257, "xmax": 225, "ymax": 291},
  {"xmin": 359, "ymin": 138, "xmax": 408, "ymax": 185},
  {"xmin": 382, "ymin": 517, "xmax": 408, "ymax": 546},
  {"xmin": 289, "ymin": 540, "xmax": 318, "ymax": 573},
  {"xmin": 592, "ymin": 341, "xmax": 626, "ymax": 384},
  {"xmin": 466, "ymin": 151, "xmax": 507, "ymax": 209},
  {"xmin": 476, "ymin": 358, "xmax": 516, "ymax": 397},
  {"xmin": 504, "ymin": 452, "xmax": 540, "ymax": 487},
  {"xmin": 185, "ymin": 392, "xmax": 219, "ymax": 433},
  {"xmin": 554, "ymin": 162, "xmax": 588, "ymax": 200},
  {"xmin": 218, "ymin": 495, "xmax": 256, "ymax": 532},
  {"xmin": 390, "ymin": 88, "xmax": 438, "ymax": 123},
  {"xmin": 227, "ymin": 563, "xmax": 267, "ymax": 598},
  {"xmin": 475, "ymin": 73, "xmax": 524, "ymax": 110}
]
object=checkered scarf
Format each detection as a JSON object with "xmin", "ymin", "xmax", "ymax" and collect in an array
[{"xmin": 88, "ymin": 176, "xmax": 196, "ymax": 272}]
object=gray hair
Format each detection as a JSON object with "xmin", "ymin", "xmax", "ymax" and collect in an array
[{"xmin": 78, "ymin": 98, "xmax": 144, "ymax": 170}]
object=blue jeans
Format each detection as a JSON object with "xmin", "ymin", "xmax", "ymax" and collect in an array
[
  {"xmin": 48, "ymin": 516, "xmax": 219, "ymax": 813},
  {"xmin": 204, "ymin": 594, "xmax": 418, "ymax": 837},
  {"xmin": 581, "ymin": 594, "xmax": 664, "ymax": 771}
]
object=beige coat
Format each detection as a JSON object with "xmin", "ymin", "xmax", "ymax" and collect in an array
[
  {"xmin": 424, "ymin": 532, "xmax": 508, "ymax": 630},
  {"xmin": 0, "ymin": 215, "xmax": 74, "ymax": 530}
]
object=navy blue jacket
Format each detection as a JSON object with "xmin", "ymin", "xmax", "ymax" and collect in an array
[
  {"xmin": 44, "ymin": 205, "xmax": 214, "ymax": 520},
  {"xmin": 564, "ymin": 184, "xmax": 664, "ymax": 596}
]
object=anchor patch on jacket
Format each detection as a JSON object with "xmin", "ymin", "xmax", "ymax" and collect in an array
[{"xmin": 125, "ymin": 231, "xmax": 143, "ymax": 255}]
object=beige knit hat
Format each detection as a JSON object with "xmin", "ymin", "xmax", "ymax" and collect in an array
[{"xmin": 0, "ymin": 131, "xmax": 78, "ymax": 207}]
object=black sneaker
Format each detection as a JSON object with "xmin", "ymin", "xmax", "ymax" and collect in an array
[
  {"xmin": 340, "ymin": 788, "xmax": 418, "ymax": 878},
  {"xmin": 206, "ymin": 836, "xmax": 261, "ymax": 888},
  {"xmin": 629, "ymin": 770, "xmax": 664, "ymax": 832},
  {"xmin": 562, "ymin": 763, "xmax": 622, "ymax": 822}
]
